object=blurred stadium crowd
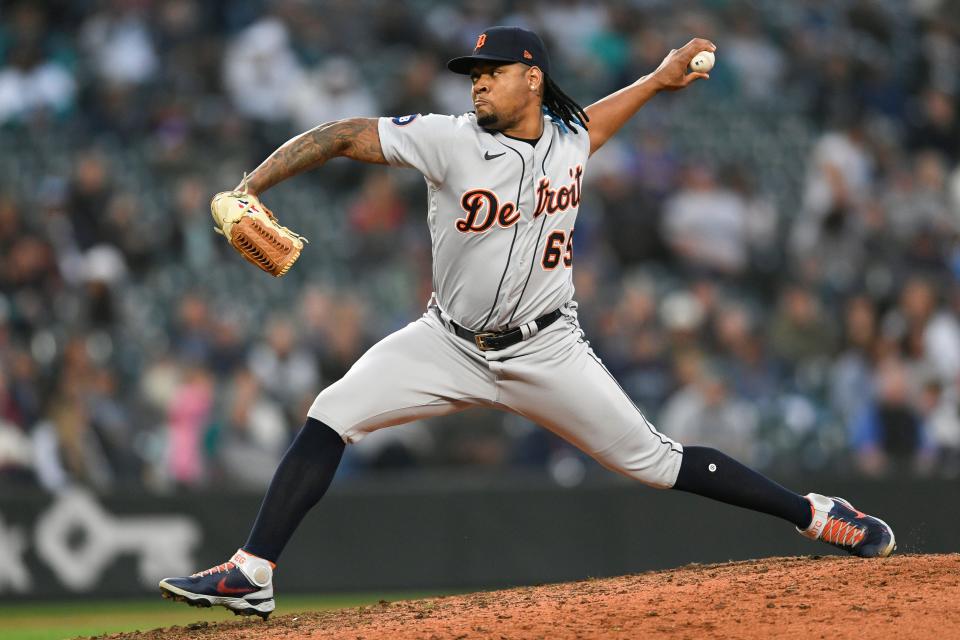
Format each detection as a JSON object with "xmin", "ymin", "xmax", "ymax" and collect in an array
[{"xmin": 1, "ymin": 0, "xmax": 960, "ymax": 493}]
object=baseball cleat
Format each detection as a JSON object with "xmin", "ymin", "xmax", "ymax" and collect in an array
[
  {"xmin": 797, "ymin": 493, "xmax": 896, "ymax": 558},
  {"xmin": 159, "ymin": 549, "xmax": 275, "ymax": 620}
]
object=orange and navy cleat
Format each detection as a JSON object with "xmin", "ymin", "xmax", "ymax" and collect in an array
[
  {"xmin": 797, "ymin": 493, "xmax": 896, "ymax": 558},
  {"xmin": 159, "ymin": 549, "xmax": 275, "ymax": 620}
]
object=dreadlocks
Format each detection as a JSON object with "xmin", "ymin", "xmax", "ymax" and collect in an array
[{"xmin": 543, "ymin": 75, "xmax": 589, "ymax": 132}]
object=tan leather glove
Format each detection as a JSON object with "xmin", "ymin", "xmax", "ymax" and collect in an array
[{"xmin": 210, "ymin": 178, "xmax": 307, "ymax": 277}]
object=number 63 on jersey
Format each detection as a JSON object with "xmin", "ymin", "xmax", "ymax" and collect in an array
[{"xmin": 542, "ymin": 229, "xmax": 573, "ymax": 270}]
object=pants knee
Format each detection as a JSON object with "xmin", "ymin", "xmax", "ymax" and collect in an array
[{"xmin": 598, "ymin": 444, "xmax": 684, "ymax": 489}]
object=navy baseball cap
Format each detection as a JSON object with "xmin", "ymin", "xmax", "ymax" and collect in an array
[{"xmin": 447, "ymin": 26, "xmax": 551, "ymax": 76}]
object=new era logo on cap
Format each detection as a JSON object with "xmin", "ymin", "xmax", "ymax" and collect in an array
[{"xmin": 523, "ymin": 50, "xmax": 533, "ymax": 59}]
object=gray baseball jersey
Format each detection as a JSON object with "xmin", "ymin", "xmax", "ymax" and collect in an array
[
  {"xmin": 308, "ymin": 111, "xmax": 683, "ymax": 488},
  {"xmin": 378, "ymin": 112, "xmax": 585, "ymax": 331}
]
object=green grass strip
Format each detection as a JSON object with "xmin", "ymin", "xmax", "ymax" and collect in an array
[{"xmin": 0, "ymin": 591, "xmax": 453, "ymax": 640}]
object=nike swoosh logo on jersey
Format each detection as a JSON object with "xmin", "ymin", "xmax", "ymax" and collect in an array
[
  {"xmin": 484, "ymin": 151, "xmax": 506, "ymax": 160},
  {"xmin": 216, "ymin": 577, "xmax": 255, "ymax": 595}
]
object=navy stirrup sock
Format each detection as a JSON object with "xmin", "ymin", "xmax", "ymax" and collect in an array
[
  {"xmin": 243, "ymin": 417, "xmax": 345, "ymax": 563},
  {"xmin": 672, "ymin": 446, "xmax": 812, "ymax": 530},
  {"xmin": 242, "ymin": 431, "xmax": 812, "ymax": 562}
]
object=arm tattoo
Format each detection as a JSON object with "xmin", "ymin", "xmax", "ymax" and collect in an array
[{"xmin": 245, "ymin": 118, "xmax": 386, "ymax": 194}]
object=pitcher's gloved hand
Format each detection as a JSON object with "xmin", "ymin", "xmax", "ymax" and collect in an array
[{"xmin": 210, "ymin": 177, "xmax": 307, "ymax": 277}]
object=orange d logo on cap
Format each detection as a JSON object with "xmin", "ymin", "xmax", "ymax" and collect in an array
[{"xmin": 448, "ymin": 26, "xmax": 551, "ymax": 76}]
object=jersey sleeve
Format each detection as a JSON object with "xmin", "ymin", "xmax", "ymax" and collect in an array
[
  {"xmin": 377, "ymin": 113, "xmax": 458, "ymax": 186},
  {"xmin": 545, "ymin": 113, "xmax": 591, "ymax": 159},
  {"xmin": 568, "ymin": 119, "xmax": 592, "ymax": 157}
]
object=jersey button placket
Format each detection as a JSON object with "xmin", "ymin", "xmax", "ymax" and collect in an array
[
  {"xmin": 492, "ymin": 147, "xmax": 530, "ymax": 329},
  {"xmin": 505, "ymin": 143, "xmax": 543, "ymax": 323}
]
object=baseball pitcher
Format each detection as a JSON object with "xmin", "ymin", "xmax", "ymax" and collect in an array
[{"xmin": 161, "ymin": 27, "xmax": 895, "ymax": 619}]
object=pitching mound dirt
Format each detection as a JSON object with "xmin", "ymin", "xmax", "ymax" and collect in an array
[{"xmin": 93, "ymin": 553, "xmax": 959, "ymax": 639}]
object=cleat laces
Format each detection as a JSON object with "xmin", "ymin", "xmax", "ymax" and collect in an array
[
  {"xmin": 192, "ymin": 561, "xmax": 236, "ymax": 578},
  {"xmin": 821, "ymin": 517, "xmax": 866, "ymax": 548}
]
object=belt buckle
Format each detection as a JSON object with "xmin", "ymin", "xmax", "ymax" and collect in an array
[{"xmin": 474, "ymin": 332, "xmax": 496, "ymax": 351}]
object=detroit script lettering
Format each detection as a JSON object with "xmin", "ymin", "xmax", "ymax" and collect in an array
[{"xmin": 455, "ymin": 165, "xmax": 583, "ymax": 233}]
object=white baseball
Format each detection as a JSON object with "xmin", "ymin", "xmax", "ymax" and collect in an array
[{"xmin": 690, "ymin": 50, "xmax": 715, "ymax": 73}]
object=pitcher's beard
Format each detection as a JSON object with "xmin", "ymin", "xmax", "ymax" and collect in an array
[{"xmin": 477, "ymin": 111, "xmax": 498, "ymax": 128}]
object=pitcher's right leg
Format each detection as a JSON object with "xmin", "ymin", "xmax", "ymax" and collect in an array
[
  {"xmin": 496, "ymin": 317, "xmax": 894, "ymax": 557},
  {"xmin": 496, "ymin": 320, "xmax": 683, "ymax": 488}
]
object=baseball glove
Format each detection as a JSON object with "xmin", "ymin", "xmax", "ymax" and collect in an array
[{"xmin": 210, "ymin": 178, "xmax": 307, "ymax": 277}]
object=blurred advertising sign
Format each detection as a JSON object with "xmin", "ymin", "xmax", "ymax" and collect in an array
[{"xmin": 0, "ymin": 489, "xmax": 200, "ymax": 596}]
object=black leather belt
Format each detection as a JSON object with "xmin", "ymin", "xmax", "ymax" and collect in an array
[{"xmin": 442, "ymin": 308, "xmax": 563, "ymax": 352}]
